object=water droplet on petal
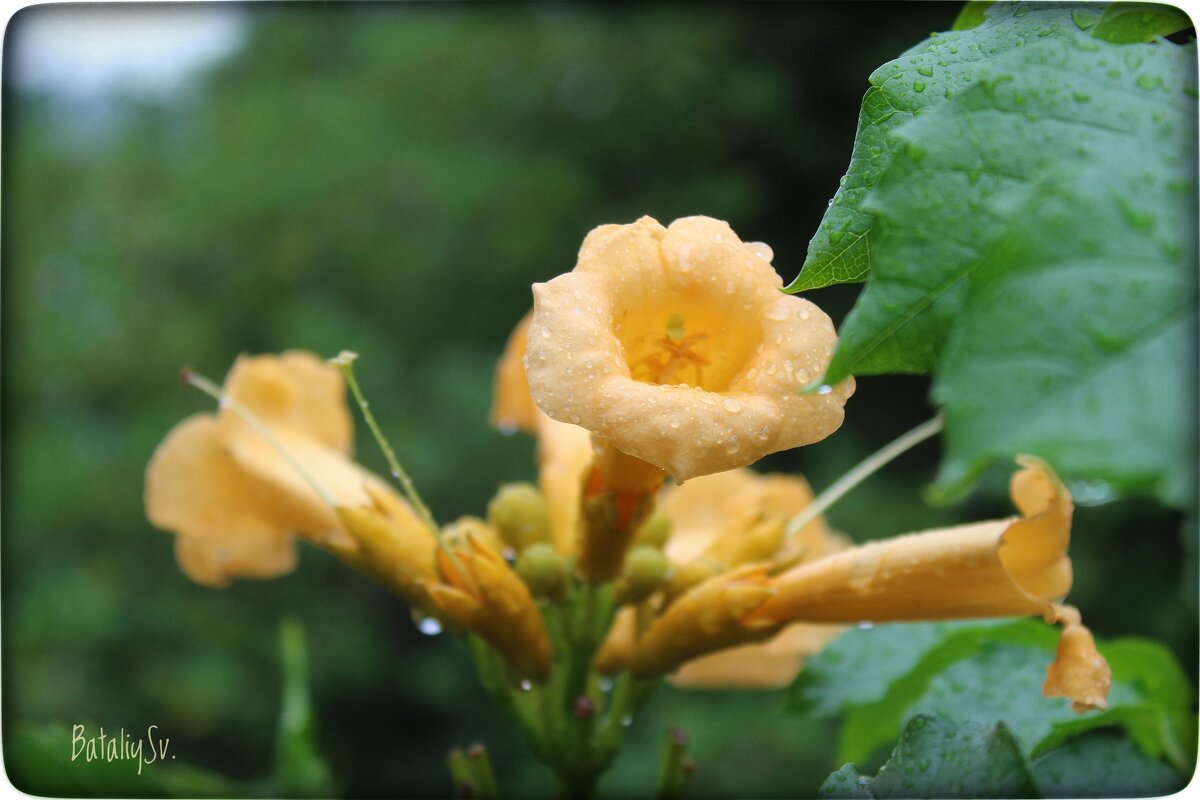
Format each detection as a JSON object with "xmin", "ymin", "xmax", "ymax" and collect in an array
[
  {"xmin": 497, "ymin": 418, "xmax": 518, "ymax": 436},
  {"xmin": 762, "ymin": 300, "xmax": 789, "ymax": 322},
  {"xmin": 669, "ymin": 416, "xmax": 681, "ymax": 429},
  {"xmin": 722, "ymin": 398, "xmax": 741, "ymax": 413}
]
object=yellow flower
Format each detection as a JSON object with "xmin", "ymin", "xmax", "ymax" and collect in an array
[
  {"xmin": 423, "ymin": 535, "xmax": 554, "ymax": 682},
  {"xmin": 145, "ymin": 351, "xmax": 438, "ymax": 602},
  {"xmin": 745, "ymin": 457, "xmax": 1111, "ymax": 711},
  {"xmin": 524, "ymin": 215, "xmax": 854, "ymax": 482}
]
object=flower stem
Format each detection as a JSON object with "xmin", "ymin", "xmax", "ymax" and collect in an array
[
  {"xmin": 786, "ymin": 414, "xmax": 944, "ymax": 539},
  {"xmin": 330, "ymin": 351, "xmax": 438, "ymax": 533},
  {"xmin": 183, "ymin": 369, "xmax": 336, "ymax": 508}
]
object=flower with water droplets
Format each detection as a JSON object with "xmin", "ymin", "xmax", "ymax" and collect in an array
[
  {"xmin": 524, "ymin": 215, "xmax": 854, "ymax": 482},
  {"xmin": 744, "ymin": 457, "xmax": 1111, "ymax": 711}
]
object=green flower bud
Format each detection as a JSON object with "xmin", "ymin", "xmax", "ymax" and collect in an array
[
  {"xmin": 615, "ymin": 545, "xmax": 672, "ymax": 604},
  {"xmin": 488, "ymin": 482, "xmax": 553, "ymax": 553},
  {"xmin": 516, "ymin": 543, "xmax": 568, "ymax": 602},
  {"xmin": 632, "ymin": 508, "xmax": 673, "ymax": 550}
]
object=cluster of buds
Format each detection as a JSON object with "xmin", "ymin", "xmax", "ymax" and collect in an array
[{"xmin": 145, "ymin": 215, "xmax": 1111, "ymax": 794}]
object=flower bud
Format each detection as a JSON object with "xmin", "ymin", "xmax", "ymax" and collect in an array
[
  {"xmin": 516, "ymin": 543, "xmax": 569, "ymax": 602},
  {"xmin": 633, "ymin": 508, "xmax": 673, "ymax": 550},
  {"xmin": 442, "ymin": 516, "xmax": 508, "ymax": 559},
  {"xmin": 663, "ymin": 558, "xmax": 720, "ymax": 604},
  {"xmin": 615, "ymin": 545, "xmax": 671, "ymax": 604},
  {"xmin": 488, "ymin": 482, "xmax": 553, "ymax": 553}
]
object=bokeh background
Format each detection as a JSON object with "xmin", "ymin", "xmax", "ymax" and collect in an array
[{"xmin": 4, "ymin": 3, "xmax": 1195, "ymax": 797}]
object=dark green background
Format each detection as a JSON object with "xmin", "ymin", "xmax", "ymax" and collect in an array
[{"xmin": 3, "ymin": 4, "xmax": 1193, "ymax": 797}]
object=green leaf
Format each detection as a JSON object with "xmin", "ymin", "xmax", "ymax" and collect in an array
[
  {"xmin": 1029, "ymin": 729, "xmax": 1187, "ymax": 796},
  {"xmin": 819, "ymin": 764, "xmax": 876, "ymax": 799},
  {"xmin": 274, "ymin": 618, "xmax": 334, "ymax": 797},
  {"xmin": 803, "ymin": 2, "xmax": 1196, "ymax": 507},
  {"xmin": 787, "ymin": 2, "xmax": 1095, "ymax": 293},
  {"xmin": 786, "ymin": 619, "xmax": 1014, "ymax": 718},
  {"xmin": 1090, "ymin": 2, "xmax": 1194, "ymax": 43},
  {"xmin": 789, "ymin": 619, "xmax": 1197, "ymax": 775},
  {"xmin": 818, "ymin": 715, "xmax": 1038, "ymax": 799},
  {"xmin": 928, "ymin": 144, "xmax": 1197, "ymax": 508},
  {"xmin": 952, "ymin": 2, "xmax": 996, "ymax": 31}
]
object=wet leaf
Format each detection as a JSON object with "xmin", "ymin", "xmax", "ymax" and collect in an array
[
  {"xmin": 789, "ymin": 2, "xmax": 1196, "ymax": 509},
  {"xmin": 818, "ymin": 715, "xmax": 1037, "ymax": 799}
]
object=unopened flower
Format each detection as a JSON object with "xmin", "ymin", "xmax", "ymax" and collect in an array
[
  {"xmin": 524, "ymin": 215, "xmax": 854, "ymax": 482},
  {"xmin": 423, "ymin": 535, "xmax": 554, "ymax": 682},
  {"xmin": 145, "ymin": 352, "xmax": 438, "ymax": 599}
]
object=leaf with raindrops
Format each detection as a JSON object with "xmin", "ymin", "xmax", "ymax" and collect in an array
[{"xmin": 787, "ymin": 1, "xmax": 1196, "ymax": 508}]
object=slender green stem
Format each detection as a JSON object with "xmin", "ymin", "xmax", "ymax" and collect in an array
[
  {"xmin": 786, "ymin": 414, "xmax": 944, "ymax": 539},
  {"xmin": 465, "ymin": 744, "xmax": 500, "ymax": 800},
  {"xmin": 330, "ymin": 352, "xmax": 438, "ymax": 533},
  {"xmin": 657, "ymin": 728, "xmax": 692, "ymax": 800},
  {"xmin": 184, "ymin": 370, "xmax": 336, "ymax": 507}
]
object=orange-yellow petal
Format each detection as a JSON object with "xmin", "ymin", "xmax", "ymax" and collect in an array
[
  {"xmin": 534, "ymin": 412, "xmax": 592, "ymax": 556},
  {"xmin": 669, "ymin": 623, "xmax": 842, "ymax": 689},
  {"xmin": 145, "ymin": 414, "xmax": 296, "ymax": 586},
  {"xmin": 525, "ymin": 216, "xmax": 853, "ymax": 482},
  {"xmin": 221, "ymin": 351, "xmax": 354, "ymax": 453},
  {"xmin": 491, "ymin": 312, "xmax": 541, "ymax": 435},
  {"xmin": 1044, "ymin": 604, "xmax": 1112, "ymax": 712}
]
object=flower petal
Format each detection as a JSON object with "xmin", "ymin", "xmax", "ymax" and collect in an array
[
  {"xmin": 491, "ymin": 312, "xmax": 541, "ymax": 435},
  {"xmin": 669, "ymin": 623, "xmax": 843, "ymax": 689},
  {"xmin": 526, "ymin": 215, "xmax": 853, "ymax": 481},
  {"xmin": 222, "ymin": 351, "xmax": 354, "ymax": 453},
  {"xmin": 534, "ymin": 412, "xmax": 593, "ymax": 556},
  {"xmin": 145, "ymin": 414, "xmax": 296, "ymax": 586}
]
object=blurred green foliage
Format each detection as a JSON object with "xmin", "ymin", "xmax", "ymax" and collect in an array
[{"xmin": 3, "ymin": 3, "xmax": 1194, "ymax": 797}]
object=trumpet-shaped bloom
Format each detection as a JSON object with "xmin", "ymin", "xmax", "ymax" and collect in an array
[
  {"xmin": 145, "ymin": 352, "xmax": 437, "ymax": 596},
  {"xmin": 745, "ymin": 457, "xmax": 1111, "ymax": 710},
  {"xmin": 524, "ymin": 216, "xmax": 854, "ymax": 482},
  {"xmin": 747, "ymin": 457, "xmax": 1074, "ymax": 625}
]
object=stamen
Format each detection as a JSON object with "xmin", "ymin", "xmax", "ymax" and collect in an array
[
  {"xmin": 786, "ymin": 414, "xmax": 944, "ymax": 538},
  {"xmin": 666, "ymin": 313, "xmax": 687, "ymax": 343},
  {"xmin": 182, "ymin": 367, "xmax": 337, "ymax": 508},
  {"xmin": 330, "ymin": 351, "xmax": 440, "ymax": 535}
]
